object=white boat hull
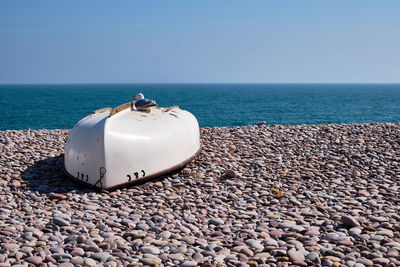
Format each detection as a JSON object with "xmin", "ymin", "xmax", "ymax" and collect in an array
[{"xmin": 64, "ymin": 104, "xmax": 200, "ymax": 190}]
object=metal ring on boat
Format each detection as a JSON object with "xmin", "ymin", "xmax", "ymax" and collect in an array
[{"xmin": 95, "ymin": 167, "xmax": 106, "ymax": 188}]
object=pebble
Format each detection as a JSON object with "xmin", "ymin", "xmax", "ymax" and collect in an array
[
  {"xmin": 209, "ymin": 218, "xmax": 224, "ymax": 225},
  {"xmin": 169, "ymin": 253, "xmax": 185, "ymax": 261},
  {"xmin": 241, "ymin": 247, "xmax": 254, "ymax": 257},
  {"xmin": 140, "ymin": 245, "xmax": 160, "ymax": 255},
  {"xmin": 225, "ymin": 169, "xmax": 237, "ymax": 178},
  {"xmin": 104, "ymin": 262, "xmax": 117, "ymax": 267},
  {"xmin": 53, "ymin": 217, "xmax": 70, "ymax": 227},
  {"xmin": 288, "ymin": 250, "xmax": 305, "ymax": 262},
  {"xmin": 25, "ymin": 256, "xmax": 43, "ymax": 265},
  {"xmin": 181, "ymin": 261, "xmax": 198, "ymax": 267},
  {"xmin": 70, "ymin": 248, "xmax": 85, "ymax": 256},
  {"xmin": 306, "ymin": 251, "xmax": 320, "ymax": 263},
  {"xmin": 52, "ymin": 253, "xmax": 73, "ymax": 260},
  {"xmin": 71, "ymin": 257, "xmax": 84, "ymax": 265},
  {"xmin": 341, "ymin": 215, "xmax": 360, "ymax": 227},
  {"xmin": 90, "ymin": 252, "xmax": 110, "ymax": 261},
  {"xmin": 356, "ymin": 258, "xmax": 372, "ymax": 266},
  {"xmin": 140, "ymin": 258, "xmax": 160, "ymax": 265},
  {"xmin": 372, "ymin": 258, "xmax": 390, "ymax": 265},
  {"xmin": 83, "ymin": 258, "xmax": 96, "ymax": 266}
]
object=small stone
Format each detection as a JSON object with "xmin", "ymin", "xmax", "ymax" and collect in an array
[
  {"xmin": 169, "ymin": 253, "xmax": 185, "ymax": 261},
  {"xmin": 84, "ymin": 258, "xmax": 97, "ymax": 266},
  {"xmin": 104, "ymin": 262, "xmax": 117, "ymax": 267},
  {"xmin": 257, "ymin": 121, "xmax": 266, "ymax": 126},
  {"xmin": 90, "ymin": 252, "xmax": 110, "ymax": 262},
  {"xmin": 357, "ymin": 258, "xmax": 373, "ymax": 266},
  {"xmin": 151, "ymin": 240, "xmax": 169, "ymax": 246},
  {"xmin": 35, "ymin": 241, "xmax": 46, "ymax": 247},
  {"xmin": 357, "ymin": 190, "xmax": 370, "ymax": 197},
  {"xmin": 140, "ymin": 258, "xmax": 161, "ymax": 265},
  {"xmin": 181, "ymin": 261, "xmax": 198, "ymax": 267},
  {"xmin": 363, "ymin": 225, "xmax": 376, "ymax": 232},
  {"xmin": 159, "ymin": 231, "xmax": 172, "ymax": 240},
  {"xmin": 225, "ymin": 169, "xmax": 237, "ymax": 178},
  {"xmin": 11, "ymin": 180, "xmax": 21, "ymax": 187},
  {"xmin": 247, "ymin": 240, "xmax": 264, "ymax": 253},
  {"xmin": 84, "ymin": 205, "xmax": 98, "ymax": 211},
  {"xmin": 45, "ymin": 255, "xmax": 57, "ymax": 263},
  {"xmin": 50, "ymin": 247, "xmax": 64, "ymax": 254},
  {"xmin": 209, "ymin": 218, "xmax": 224, "ymax": 225},
  {"xmin": 121, "ymin": 218, "xmax": 135, "ymax": 228},
  {"xmin": 53, "ymin": 217, "xmax": 70, "ymax": 227},
  {"xmin": 154, "ymin": 181, "xmax": 163, "ymax": 187},
  {"xmin": 71, "ymin": 257, "xmax": 84, "ymax": 265},
  {"xmin": 349, "ymin": 227, "xmax": 362, "ymax": 236},
  {"xmin": 241, "ymin": 247, "xmax": 254, "ymax": 257},
  {"xmin": 273, "ymin": 190, "xmax": 284, "ymax": 198},
  {"xmin": 377, "ymin": 229, "xmax": 393, "ymax": 238},
  {"xmin": 140, "ymin": 245, "xmax": 160, "ymax": 255},
  {"xmin": 270, "ymin": 229, "xmax": 283, "ymax": 238},
  {"xmin": 49, "ymin": 193, "xmax": 67, "ymax": 199},
  {"xmin": 182, "ymin": 168, "xmax": 191, "ymax": 176},
  {"xmin": 337, "ymin": 240, "xmax": 354, "ymax": 246},
  {"xmin": 325, "ymin": 256, "xmax": 341, "ymax": 262},
  {"xmin": 86, "ymin": 245, "xmax": 100, "ymax": 252},
  {"xmin": 341, "ymin": 215, "xmax": 360, "ymax": 227},
  {"xmin": 372, "ymin": 258, "xmax": 390, "ymax": 265},
  {"xmin": 166, "ymin": 194, "xmax": 180, "ymax": 200},
  {"xmin": 71, "ymin": 248, "xmax": 85, "ymax": 257},
  {"xmin": 306, "ymin": 252, "xmax": 320, "ymax": 263},
  {"xmin": 288, "ymin": 250, "xmax": 305, "ymax": 262},
  {"xmin": 26, "ymin": 256, "xmax": 43, "ymax": 265},
  {"xmin": 52, "ymin": 253, "xmax": 73, "ymax": 260}
]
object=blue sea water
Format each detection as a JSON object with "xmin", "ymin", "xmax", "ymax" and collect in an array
[{"xmin": 0, "ymin": 84, "xmax": 399, "ymax": 130}]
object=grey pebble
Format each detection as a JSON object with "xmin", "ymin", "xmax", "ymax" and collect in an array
[
  {"xmin": 209, "ymin": 218, "xmax": 224, "ymax": 226},
  {"xmin": 181, "ymin": 261, "xmax": 198, "ymax": 267},
  {"xmin": 83, "ymin": 258, "xmax": 96, "ymax": 266},
  {"xmin": 140, "ymin": 245, "xmax": 160, "ymax": 255},
  {"xmin": 168, "ymin": 253, "xmax": 185, "ymax": 261},
  {"xmin": 51, "ymin": 253, "xmax": 72, "ymax": 260},
  {"xmin": 52, "ymin": 217, "xmax": 70, "ymax": 227},
  {"xmin": 103, "ymin": 262, "xmax": 117, "ymax": 267},
  {"xmin": 90, "ymin": 252, "xmax": 110, "ymax": 262}
]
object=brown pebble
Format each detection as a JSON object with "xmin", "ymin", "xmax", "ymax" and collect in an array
[
  {"xmin": 49, "ymin": 193, "xmax": 67, "ymax": 200},
  {"xmin": 341, "ymin": 215, "xmax": 360, "ymax": 227},
  {"xmin": 225, "ymin": 169, "xmax": 237, "ymax": 178}
]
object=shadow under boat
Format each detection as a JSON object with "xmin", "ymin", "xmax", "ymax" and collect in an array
[
  {"xmin": 21, "ymin": 155, "xmax": 92, "ymax": 194},
  {"xmin": 20, "ymin": 155, "xmax": 180, "ymax": 194}
]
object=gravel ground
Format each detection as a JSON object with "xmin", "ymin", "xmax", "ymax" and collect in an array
[{"xmin": 0, "ymin": 123, "xmax": 400, "ymax": 267}]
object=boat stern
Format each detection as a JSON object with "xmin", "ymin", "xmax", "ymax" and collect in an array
[{"xmin": 64, "ymin": 112, "xmax": 108, "ymax": 188}]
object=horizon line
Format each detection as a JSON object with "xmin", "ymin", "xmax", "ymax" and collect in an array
[{"xmin": 1, "ymin": 82, "xmax": 400, "ymax": 86}]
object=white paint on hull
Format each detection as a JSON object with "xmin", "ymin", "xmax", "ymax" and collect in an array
[{"xmin": 64, "ymin": 105, "xmax": 200, "ymax": 189}]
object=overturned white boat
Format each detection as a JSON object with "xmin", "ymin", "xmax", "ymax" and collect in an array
[{"xmin": 64, "ymin": 94, "xmax": 201, "ymax": 190}]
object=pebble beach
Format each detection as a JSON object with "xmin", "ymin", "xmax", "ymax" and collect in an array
[{"xmin": 0, "ymin": 123, "xmax": 400, "ymax": 267}]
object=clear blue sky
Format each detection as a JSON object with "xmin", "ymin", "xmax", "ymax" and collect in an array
[{"xmin": 0, "ymin": 0, "xmax": 399, "ymax": 83}]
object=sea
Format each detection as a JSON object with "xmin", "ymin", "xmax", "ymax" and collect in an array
[{"xmin": 0, "ymin": 83, "xmax": 399, "ymax": 131}]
